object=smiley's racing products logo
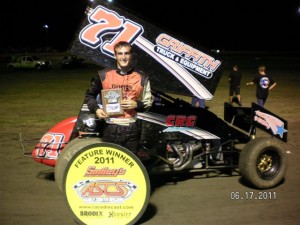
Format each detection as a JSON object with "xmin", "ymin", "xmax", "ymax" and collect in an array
[{"xmin": 84, "ymin": 166, "xmax": 126, "ymax": 177}]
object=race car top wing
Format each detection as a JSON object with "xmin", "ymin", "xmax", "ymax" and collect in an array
[{"xmin": 69, "ymin": 0, "xmax": 224, "ymax": 100}]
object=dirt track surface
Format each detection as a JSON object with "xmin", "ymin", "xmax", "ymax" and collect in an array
[{"xmin": 1, "ymin": 56, "xmax": 300, "ymax": 225}]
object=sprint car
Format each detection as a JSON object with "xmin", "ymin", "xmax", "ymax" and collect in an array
[
  {"xmin": 21, "ymin": 1, "xmax": 288, "ymax": 224},
  {"xmin": 27, "ymin": 90, "xmax": 288, "ymax": 190}
]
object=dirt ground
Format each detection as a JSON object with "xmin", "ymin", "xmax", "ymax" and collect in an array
[{"xmin": 0, "ymin": 55, "xmax": 300, "ymax": 225}]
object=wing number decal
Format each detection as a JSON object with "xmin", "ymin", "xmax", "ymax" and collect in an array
[{"xmin": 79, "ymin": 6, "xmax": 144, "ymax": 57}]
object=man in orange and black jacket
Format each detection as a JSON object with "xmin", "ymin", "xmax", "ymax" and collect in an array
[{"xmin": 85, "ymin": 41, "xmax": 153, "ymax": 154}]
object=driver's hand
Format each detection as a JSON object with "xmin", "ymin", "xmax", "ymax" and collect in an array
[
  {"xmin": 121, "ymin": 99, "xmax": 137, "ymax": 109},
  {"xmin": 95, "ymin": 108, "xmax": 108, "ymax": 119}
]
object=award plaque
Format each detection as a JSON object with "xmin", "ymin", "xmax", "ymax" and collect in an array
[{"xmin": 101, "ymin": 88, "xmax": 124, "ymax": 116}]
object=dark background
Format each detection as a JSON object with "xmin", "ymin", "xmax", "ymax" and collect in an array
[{"xmin": 1, "ymin": 0, "xmax": 300, "ymax": 53}]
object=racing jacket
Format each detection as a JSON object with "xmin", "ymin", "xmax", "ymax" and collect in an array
[{"xmin": 85, "ymin": 68, "xmax": 153, "ymax": 123}]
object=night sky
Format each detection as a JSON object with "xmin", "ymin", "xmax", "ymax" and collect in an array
[{"xmin": 1, "ymin": 0, "xmax": 300, "ymax": 53}]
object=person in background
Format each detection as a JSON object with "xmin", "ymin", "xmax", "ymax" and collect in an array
[
  {"xmin": 228, "ymin": 64, "xmax": 242, "ymax": 106},
  {"xmin": 85, "ymin": 41, "xmax": 153, "ymax": 154},
  {"xmin": 246, "ymin": 65, "xmax": 276, "ymax": 108},
  {"xmin": 191, "ymin": 96, "xmax": 205, "ymax": 108}
]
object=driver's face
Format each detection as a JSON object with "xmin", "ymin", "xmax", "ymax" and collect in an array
[{"xmin": 115, "ymin": 46, "xmax": 133, "ymax": 71}]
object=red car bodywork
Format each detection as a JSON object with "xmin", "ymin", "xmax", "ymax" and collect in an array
[{"xmin": 31, "ymin": 116, "xmax": 77, "ymax": 167}]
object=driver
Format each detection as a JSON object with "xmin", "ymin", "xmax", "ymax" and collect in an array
[{"xmin": 85, "ymin": 41, "xmax": 153, "ymax": 154}]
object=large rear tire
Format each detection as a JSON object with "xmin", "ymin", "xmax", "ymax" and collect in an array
[
  {"xmin": 239, "ymin": 137, "xmax": 287, "ymax": 189},
  {"xmin": 55, "ymin": 139, "xmax": 150, "ymax": 225},
  {"xmin": 55, "ymin": 137, "xmax": 102, "ymax": 193}
]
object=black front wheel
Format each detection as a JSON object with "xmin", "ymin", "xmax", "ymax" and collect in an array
[{"xmin": 239, "ymin": 137, "xmax": 288, "ymax": 189}]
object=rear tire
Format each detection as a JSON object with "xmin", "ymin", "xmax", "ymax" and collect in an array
[
  {"xmin": 55, "ymin": 138, "xmax": 150, "ymax": 225},
  {"xmin": 239, "ymin": 137, "xmax": 287, "ymax": 189},
  {"xmin": 55, "ymin": 137, "xmax": 102, "ymax": 193}
]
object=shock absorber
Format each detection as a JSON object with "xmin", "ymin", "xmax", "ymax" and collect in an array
[{"xmin": 205, "ymin": 142, "xmax": 211, "ymax": 166}]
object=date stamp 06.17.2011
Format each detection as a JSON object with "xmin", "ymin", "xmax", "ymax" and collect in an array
[{"xmin": 230, "ymin": 191, "xmax": 277, "ymax": 200}]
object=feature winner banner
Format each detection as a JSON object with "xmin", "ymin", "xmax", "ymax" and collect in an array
[
  {"xmin": 63, "ymin": 143, "xmax": 150, "ymax": 225},
  {"xmin": 70, "ymin": 0, "xmax": 224, "ymax": 100}
]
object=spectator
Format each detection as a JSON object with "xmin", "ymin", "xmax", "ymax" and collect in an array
[
  {"xmin": 191, "ymin": 96, "xmax": 205, "ymax": 108},
  {"xmin": 246, "ymin": 65, "xmax": 276, "ymax": 108},
  {"xmin": 228, "ymin": 64, "xmax": 242, "ymax": 106},
  {"xmin": 85, "ymin": 41, "xmax": 153, "ymax": 154}
]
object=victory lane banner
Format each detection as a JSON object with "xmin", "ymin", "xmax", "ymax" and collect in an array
[{"xmin": 62, "ymin": 143, "xmax": 150, "ymax": 225}]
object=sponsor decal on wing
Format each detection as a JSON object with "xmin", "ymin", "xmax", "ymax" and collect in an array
[
  {"xmin": 78, "ymin": 5, "xmax": 222, "ymax": 100},
  {"xmin": 254, "ymin": 110, "xmax": 287, "ymax": 138}
]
